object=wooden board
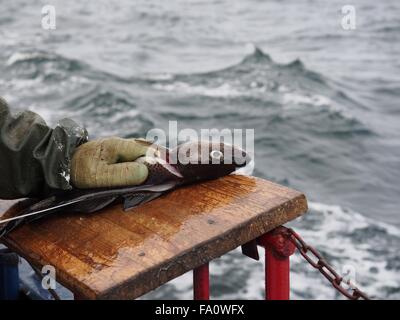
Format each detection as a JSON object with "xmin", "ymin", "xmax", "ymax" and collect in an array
[{"xmin": 0, "ymin": 175, "xmax": 307, "ymax": 299}]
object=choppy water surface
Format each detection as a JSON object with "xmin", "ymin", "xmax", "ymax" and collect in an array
[{"xmin": 1, "ymin": 0, "xmax": 399, "ymax": 299}]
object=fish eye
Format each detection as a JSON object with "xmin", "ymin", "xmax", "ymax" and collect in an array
[{"xmin": 210, "ymin": 150, "xmax": 223, "ymax": 160}]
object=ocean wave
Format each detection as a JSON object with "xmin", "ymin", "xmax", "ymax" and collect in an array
[
  {"xmin": 1, "ymin": 46, "xmax": 373, "ymax": 140},
  {"xmin": 150, "ymin": 46, "xmax": 371, "ymax": 135},
  {"xmin": 63, "ymin": 87, "xmax": 154, "ymax": 138},
  {"xmin": 66, "ymin": 87, "xmax": 137, "ymax": 113},
  {"xmin": 153, "ymin": 82, "xmax": 243, "ymax": 98},
  {"xmin": 4, "ymin": 49, "xmax": 131, "ymax": 86},
  {"xmin": 151, "ymin": 45, "xmax": 345, "ymax": 100},
  {"xmin": 6, "ymin": 51, "xmax": 84, "ymax": 80}
]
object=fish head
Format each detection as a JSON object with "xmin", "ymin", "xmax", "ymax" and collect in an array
[{"xmin": 170, "ymin": 141, "xmax": 251, "ymax": 183}]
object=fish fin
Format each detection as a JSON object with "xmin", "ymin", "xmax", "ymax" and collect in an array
[
  {"xmin": 122, "ymin": 181, "xmax": 178, "ymax": 210},
  {"xmin": 68, "ymin": 197, "xmax": 118, "ymax": 213},
  {"xmin": 123, "ymin": 192, "xmax": 164, "ymax": 211},
  {"xmin": 0, "ymin": 215, "xmax": 26, "ymax": 238},
  {"xmin": 131, "ymin": 181, "xmax": 178, "ymax": 193},
  {"xmin": 0, "ymin": 196, "xmax": 117, "ymax": 239}
]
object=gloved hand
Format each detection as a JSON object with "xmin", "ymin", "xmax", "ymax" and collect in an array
[{"xmin": 71, "ymin": 137, "xmax": 150, "ymax": 189}]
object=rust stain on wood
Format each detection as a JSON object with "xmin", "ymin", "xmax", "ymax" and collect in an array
[{"xmin": 0, "ymin": 175, "xmax": 307, "ymax": 299}]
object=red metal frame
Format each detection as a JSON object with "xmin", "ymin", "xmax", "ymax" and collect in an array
[
  {"xmin": 193, "ymin": 263, "xmax": 210, "ymax": 300},
  {"xmin": 258, "ymin": 227, "xmax": 296, "ymax": 300},
  {"xmin": 192, "ymin": 226, "xmax": 295, "ymax": 300}
]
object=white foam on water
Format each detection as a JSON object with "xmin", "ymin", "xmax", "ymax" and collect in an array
[
  {"xmin": 307, "ymin": 202, "xmax": 400, "ymax": 237},
  {"xmin": 146, "ymin": 73, "xmax": 174, "ymax": 81},
  {"xmin": 289, "ymin": 202, "xmax": 400, "ymax": 299},
  {"xmin": 282, "ymin": 91, "xmax": 359, "ymax": 121},
  {"xmin": 153, "ymin": 81, "xmax": 243, "ymax": 98},
  {"xmin": 6, "ymin": 52, "xmax": 42, "ymax": 66},
  {"xmin": 107, "ymin": 108, "xmax": 140, "ymax": 123},
  {"xmin": 283, "ymin": 92, "xmax": 332, "ymax": 107}
]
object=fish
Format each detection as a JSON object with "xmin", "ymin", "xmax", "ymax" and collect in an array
[{"xmin": 0, "ymin": 140, "xmax": 250, "ymax": 238}]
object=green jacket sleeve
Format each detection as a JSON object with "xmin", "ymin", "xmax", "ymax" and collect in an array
[{"xmin": 0, "ymin": 97, "xmax": 88, "ymax": 199}]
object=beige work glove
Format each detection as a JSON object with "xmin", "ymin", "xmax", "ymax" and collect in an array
[{"xmin": 71, "ymin": 137, "xmax": 150, "ymax": 189}]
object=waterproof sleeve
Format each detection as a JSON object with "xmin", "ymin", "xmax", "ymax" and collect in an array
[{"xmin": 0, "ymin": 97, "xmax": 88, "ymax": 199}]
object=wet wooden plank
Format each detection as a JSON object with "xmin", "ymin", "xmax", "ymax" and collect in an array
[{"xmin": 0, "ymin": 175, "xmax": 307, "ymax": 299}]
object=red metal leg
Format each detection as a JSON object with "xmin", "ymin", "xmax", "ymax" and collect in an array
[
  {"xmin": 258, "ymin": 226, "xmax": 296, "ymax": 300},
  {"xmin": 193, "ymin": 263, "xmax": 210, "ymax": 300}
]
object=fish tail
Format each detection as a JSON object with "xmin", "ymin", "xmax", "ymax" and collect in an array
[
  {"xmin": 0, "ymin": 212, "xmax": 49, "ymax": 239},
  {"xmin": 0, "ymin": 197, "xmax": 64, "ymax": 239},
  {"xmin": 0, "ymin": 196, "xmax": 117, "ymax": 239}
]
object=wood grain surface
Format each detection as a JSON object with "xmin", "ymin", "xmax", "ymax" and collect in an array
[{"xmin": 0, "ymin": 175, "xmax": 307, "ymax": 299}]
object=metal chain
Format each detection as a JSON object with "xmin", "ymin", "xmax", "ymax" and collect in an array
[{"xmin": 285, "ymin": 228, "xmax": 370, "ymax": 300}]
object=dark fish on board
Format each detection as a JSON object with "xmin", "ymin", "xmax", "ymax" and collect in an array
[{"xmin": 0, "ymin": 140, "xmax": 250, "ymax": 238}]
